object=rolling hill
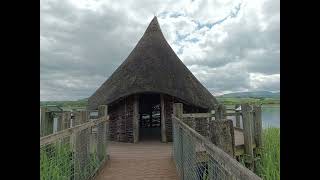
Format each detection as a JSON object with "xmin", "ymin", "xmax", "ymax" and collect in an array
[{"xmin": 218, "ymin": 91, "xmax": 280, "ymax": 98}]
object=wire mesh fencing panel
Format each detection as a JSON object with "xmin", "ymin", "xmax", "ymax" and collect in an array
[
  {"xmin": 172, "ymin": 116, "xmax": 261, "ymax": 180},
  {"xmin": 173, "ymin": 122, "xmax": 183, "ymax": 177},
  {"xmin": 40, "ymin": 117, "xmax": 109, "ymax": 180},
  {"xmin": 40, "ymin": 136, "xmax": 74, "ymax": 180}
]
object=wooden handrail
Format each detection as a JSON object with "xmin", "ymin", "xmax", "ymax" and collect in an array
[
  {"xmin": 40, "ymin": 117, "xmax": 108, "ymax": 146},
  {"xmin": 172, "ymin": 115, "xmax": 261, "ymax": 180}
]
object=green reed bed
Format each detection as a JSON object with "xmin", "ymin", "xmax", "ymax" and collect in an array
[
  {"xmin": 255, "ymin": 127, "xmax": 280, "ymax": 180},
  {"xmin": 40, "ymin": 143, "xmax": 73, "ymax": 180},
  {"xmin": 40, "ymin": 143, "xmax": 101, "ymax": 180}
]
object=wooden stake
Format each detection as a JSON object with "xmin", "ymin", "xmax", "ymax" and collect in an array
[
  {"xmin": 173, "ymin": 103, "xmax": 183, "ymax": 119},
  {"xmin": 241, "ymin": 103, "xmax": 254, "ymax": 169},
  {"xmin": 253, "ymin": 105, "xmax": 262, "ymax": 148},
  {"xmin": 235, "ymin": 104, "xmax": 241, "ymax": 128},
  {"xmin": 215, "ymin": 104, "xmax": 226, "ymax": 120},
  {"xmin": 74, "ymin": 110, "xmax": 89, "ymax": 179},
  {"xmin": 40, "ymin": 107, "xmax": 46, "ymax": 137},
  {"xmin": 209, "ymin": 119, "xmax": 235, "ymax": 157}
]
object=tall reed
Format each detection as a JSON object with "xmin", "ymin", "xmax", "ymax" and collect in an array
[{"xmin": 255, "ymin": 127, "xmax": 280, "ymax": 180}]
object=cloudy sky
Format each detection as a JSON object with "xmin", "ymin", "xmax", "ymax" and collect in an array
[{"xmin": 40, "ymin": 0, "xmax": 279, "ymax": 101}]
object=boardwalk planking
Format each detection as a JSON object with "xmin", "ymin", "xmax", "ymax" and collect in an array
[
  {"xmin": 95, "ymin": 129, "xmax": 251, "ymax": 180},
  {"xmin": 95, "ymin": 141, "xmax": 179, "ymax": 180}
]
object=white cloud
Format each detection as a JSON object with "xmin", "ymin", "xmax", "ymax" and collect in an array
[
  {"xmin": 250, "ymin": 73, "xmax": 280, "ymax": 91},
  {"xmin": 40, "ymin": 0, "xmax": 279, "ymax": 100}
]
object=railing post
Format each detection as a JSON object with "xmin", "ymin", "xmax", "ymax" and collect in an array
[
  {"xmin": 209, "ymin": 120, "xmax": 235, "ymax": 157},
  {"xmin": 180, "ymin": 127, "xmax": 185, "ymax": 180},
  {"xmin": 40, "ymin": 107, "xmax": 47, "ymax": 137},
  {"xmin": 98, "ymin": 105, "xmax": 108, "ymax": 161},
  {"xmin": 241, "ymin": 103, "xmax": 254, "ymax": 170},
  {"xmin": 173, "ymin": 103, "xmax": 183, "ymax": 119},
  {"xmin": 74, "ymin": 110, "xmax": 89, "ymax": 179},
  {"xmin": 215, "ymin": 104, "xmax": 226, "ymax": 120},
  {"xmin": 235, "ymin": 104, "xmax": 241, "ymax": 128},
  {"xmin": 253, "ymin": 105, "xmax": 262, "ymax": 148},
  {"xmin": 173, "ymin": 103, "xmax": 184, "ymax": 179},
  {"xmin": 61, "ymin": 111, "xmax": 71, "ymax": 130}
]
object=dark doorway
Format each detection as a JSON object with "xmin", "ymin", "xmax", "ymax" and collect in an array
[{"xmin": 139, "ymin": 93, "xmax": 161, "ymax": 141}]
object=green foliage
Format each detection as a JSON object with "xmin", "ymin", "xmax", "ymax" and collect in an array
[
  {"xmin": 255, "ymin": 127, "xmax": 280, "ymax": 180},
  {"xmin": 237, "ymin": 127, "xmax": 280, "ymax": 179},
  {"xmin": 216, "ymin": 97, "xmax": 280, "ymax": 105},
  {"xmin": 40, "ymin": 143, "xmax": 73, "ymax": 180},
  {"xmin": 220, "ymin": 91, "xmax": 280, "ymax": 98},
  {"xmin": 40, "ymin": 99, "xmax": 88, "ymax": 110},
  {"xmin": 40, "ymin": 142, "xmax": 102, "ymax": 180}
]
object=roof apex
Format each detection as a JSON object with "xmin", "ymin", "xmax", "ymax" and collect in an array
[
  {"xmin": 88, "ymin": 17, "xmax": 218, "ymax": 110},
  {"xmin": 143, "ymin": 16, "xmax": 162, "ymax": 36}
]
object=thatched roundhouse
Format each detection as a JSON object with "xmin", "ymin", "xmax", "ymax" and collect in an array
[{"xmin": 88, "ymin": 16, "xmax": 218, "ymax": 143}]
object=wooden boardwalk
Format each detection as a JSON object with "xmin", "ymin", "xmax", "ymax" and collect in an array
[
  {"xmin": 95, "ymin": 141, "xmax": 179, "ymax": 180},
  {"xmin": 95, "ymin": 129, "xmax": 252, "ymax": 179}
]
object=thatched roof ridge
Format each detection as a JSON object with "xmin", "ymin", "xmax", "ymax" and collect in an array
[{"xmin": 88, "ymin": 16, "xmax": 218, "ymax": 110}]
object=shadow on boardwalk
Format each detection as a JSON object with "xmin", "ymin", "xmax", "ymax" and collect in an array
[{"xmin": 95, "ymin": 141, "xmax": 179, "ymax": 180}]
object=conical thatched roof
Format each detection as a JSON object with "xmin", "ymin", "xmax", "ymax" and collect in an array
[{"xmin": 88, "ymin": 16, "xmax": 218, "ymax": 110}]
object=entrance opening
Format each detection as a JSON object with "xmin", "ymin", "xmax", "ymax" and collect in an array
[{"xmin": 139, "ymin": 93, "xmax": 161, "ymax": 141}]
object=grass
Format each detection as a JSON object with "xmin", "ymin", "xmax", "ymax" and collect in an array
[
  {"xmin": 237, "ymin": 127, "xmax": 280, "ymax": 179},
  {"xmin": 40, "ymin": 143, "xmax": 73, "ymax": 180},
  {"xmin": 40, "ymin": 142, "xmax": 103, "ymax": 180},
  {"xmin": 40, "ymin": 99, "xmax": 88, "ymax": 110},
  {"xmin": 40, "ymin": 97, "xmax": 280, "ymax": 111},
  {"xmin": 255, "ymin": 127, "xmax": 280, "ymax": 180},
  {"xmin": 216, "ymin": 97, "xmax": 280, "ymax": 105}
]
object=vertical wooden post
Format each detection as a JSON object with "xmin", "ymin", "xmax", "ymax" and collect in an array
[
  {"xmin": 78, "ymin": 110, "xmax": 88, "ymax": 124},
  {"xmin": 70, "ymin": 111, "xmax": 76, "ymax": 149},
  {"xmin": 40, "ymin": 107, "xmax": 46, "ymax": 137},
  {"xmin": 214, "ymin": 104, "xmax": 219, "ymax": 120},
  {"xmin": 215, "ymin": 104, "xmax": 226, "ymax": 120},
  {"xmin": 221, "ymin": 104, "xmax": 227, "ymax": 119},
  {"xmin": 235, "ymin": 104, "xmax": 241, "ymax": 128},
  {"xmin": 53, "ymin": 116, "xmax": 58, "ymax": 133},
  {"xmin": 179, "ymin": 126, "xmax": 185, "ymax": 180},
  {"xmin": 209, "ymin": 120, "xmax": 235, "ymax": 157},
  {"xmin": 173, "ymin": 103, "xmax": 184, "ymax": 179},
  {"xmin": 62, "ymin": 111, "xmax": 71, "ymax": 130},
  {"xmin": 74, "ymin": 111, "xmax": 81, "ymax": 126},
  {"xmin": 58, "ymin": 113, "xmax": 63, "ymax": 132},
  {"xmin": 133, "ymin": 95, "xmax": 140, "ymax": 143},
  {"xmin": 241, "ymin": 103, "xmax": 254, "ymax": 169},
  {"xmin": 160, "ymin": 94, "xmax": 167, "ymax": 143},
  {"xmin": 173, "ymin": 103, "xmax": 183, "ymax": 119},
  {"xmin": 98, "ymin": 105, "xmax": 108, "ymax": 161},
  {"xmin": 74, "ymin": 110, "xmax": 89, "ymax": 179},
  {"xmin": 253, "ymin": 105, "xmax": 262, "ymax": 148},
  {"xmin": 40, "ymin": 107, "xmax": 54, "ymax": 136}
]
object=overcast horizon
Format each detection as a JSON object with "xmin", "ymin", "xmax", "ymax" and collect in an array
[{"xmin": 40, "ymin": 0, "xmax": 279, "ymax": 101}]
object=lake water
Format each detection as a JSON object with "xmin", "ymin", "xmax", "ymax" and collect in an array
[
  {"xmin": 227, "ymin": 105, "xmax": 280, "ymax": 129},
  {"xmin": 261, "ymin": 106, "xmax": 280, "ymax": 128}
]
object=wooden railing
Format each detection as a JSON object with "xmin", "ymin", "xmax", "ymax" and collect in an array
[
  {"xmin": 40, "ymin": 105, "xmax": 109, "ymax": 180},
  {"xmin": 173, "ymin": 103, "xmax": 262, "ymax": 171},
  {"xmin": 172, "ymin": 114, "xmax": 262, "ymax": 180}
]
